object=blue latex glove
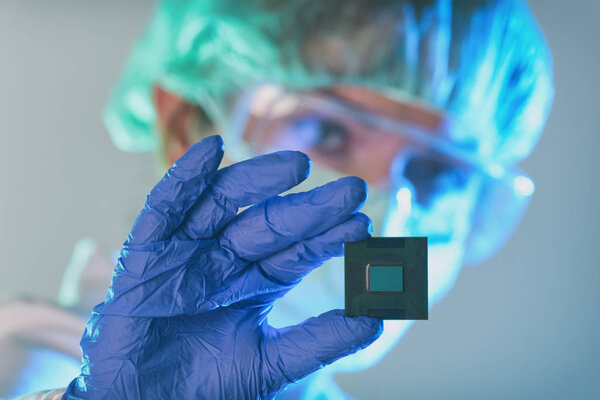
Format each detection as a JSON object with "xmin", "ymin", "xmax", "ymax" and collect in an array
[{"xmin": 63, "ymin": 136, "xmax": 383, "ymax": 399}]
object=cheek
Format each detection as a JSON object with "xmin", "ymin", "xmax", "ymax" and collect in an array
[
  {"xmin": 427, "ymin": 242, "xmax": 465, "ymax": 306},
  {"xmin": 346, "ymin": 131, "xmax": 407, "ymax": 183}
]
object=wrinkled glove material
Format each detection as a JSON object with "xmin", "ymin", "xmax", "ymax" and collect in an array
[{"xmin": 63, "ymin": 136, "xmax": 382, "ymax": 400}]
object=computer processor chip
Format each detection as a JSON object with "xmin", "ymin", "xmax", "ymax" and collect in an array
[{"xmin": 345, "ymin": 237, "xmax": 428, "ymax": 320}]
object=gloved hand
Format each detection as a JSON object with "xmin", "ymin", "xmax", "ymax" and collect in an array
[{"xmin": 63, "ymin": 135, "xmax": 383, "ymax": 399}]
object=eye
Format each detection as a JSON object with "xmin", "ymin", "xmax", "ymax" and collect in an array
[
  {"xmin": 403, "ymin": 155, "xmax": 471, "ymax": 206},
  {"xmin": 290, "ymin": 116, "xmax": 349, "ymax": 154}
]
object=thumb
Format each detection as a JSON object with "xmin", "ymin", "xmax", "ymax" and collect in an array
[{"xmin": 265, "ymin": 309, "xmax": 383, "ymax": 393}]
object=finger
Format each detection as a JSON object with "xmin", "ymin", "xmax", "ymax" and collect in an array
[
  {"xmin": 109, "ymin": 209, "xmax": 369, "ymax": 316},
  {"xmin": 265, "ymin": 310, "xmax": 383, "ymax": 392},
  {"xmin": 107, "ymin": 185, "xmax": 367, "ymax": 318},
  {"xmin": 127, "ymin": 135, "xmax": 224, "ymax": 245},
  {"xmin": 178, "ymin": 151, "xmax": 311, "ymax": 240},
  {"xmin": 103, "ymin": 209, "xmax": 368, "ymax": 317},
  {"xmin": 102, "ymin": 238, "xmax": 228, "ymax": 317},
  {"xmin": 257, "ymin": 213, "xmax": 372, "ymax": 285},
  {"xmin": 219, "ymin": 176, "xmax": 368, "ymax": 261},
  {"xmin": 213, "ymin": 213, "xmax": 372, "ymax": 309}
]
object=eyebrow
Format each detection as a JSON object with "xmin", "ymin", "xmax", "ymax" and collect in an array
[{"xmin": 321, "ymin": 87, "xmax": 446, "ymax": 132}]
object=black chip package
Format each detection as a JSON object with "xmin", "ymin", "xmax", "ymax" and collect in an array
[{"xmin": 344, "ymin": 237, "xmax": 428, "ymax": 320}]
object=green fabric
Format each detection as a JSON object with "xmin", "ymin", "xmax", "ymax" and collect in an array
[
  {"xmin": 369, "ymin": 266, "xmax": 404, "ymax": 292},
  {"xmin": 104, "ymin": 0, "xmax": 553, "ymax": 165}
]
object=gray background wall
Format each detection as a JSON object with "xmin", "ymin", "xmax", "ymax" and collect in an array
[{"xmin": 1, "ymin": 1, "xmax": 598, "ymax": 398}]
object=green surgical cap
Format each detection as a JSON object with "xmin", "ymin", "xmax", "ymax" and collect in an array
[{"xmin": 104, "ymin": 0, "xmax": 554, "ymax": 165}]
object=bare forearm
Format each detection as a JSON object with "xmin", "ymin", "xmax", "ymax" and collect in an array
[{"xmin": 12, "ymin": 389, "xmax": 66, "ymax": 400}]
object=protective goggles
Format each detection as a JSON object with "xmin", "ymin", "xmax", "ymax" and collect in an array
[{"xmin": 228, "ymin": 84, "xmax": 535, "ymax": 265}]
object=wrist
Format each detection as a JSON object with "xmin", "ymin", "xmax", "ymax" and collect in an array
[{"xmin": 13, "ymin": 388, "xmax": 66, "ymax": 400}]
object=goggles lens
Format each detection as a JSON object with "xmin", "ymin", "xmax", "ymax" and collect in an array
[{"xmin": 231, "ymin": 85, "xmax": 534, "ymax": 265}]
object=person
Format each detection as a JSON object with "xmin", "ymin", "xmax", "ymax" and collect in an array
[{"xmin": 10, "ymin": 0, "xmax": 554, "ymax": 398}]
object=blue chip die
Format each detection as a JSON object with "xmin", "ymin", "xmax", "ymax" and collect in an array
[{"xmin": 345, "ymin": 237, "xmax": 428, "ymax": 320}]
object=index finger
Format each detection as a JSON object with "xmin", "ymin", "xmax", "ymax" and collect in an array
[
  {"xmin": 178, "ymin": 150, "xmax": 311, "ymax": 240},
  {"xmin": 127, "ymin": 135, "xmax": 224, "ymax": 245}
]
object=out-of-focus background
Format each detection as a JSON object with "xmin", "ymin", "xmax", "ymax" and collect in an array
[{"xmin": 1, "ymin": 0, "xmax": 598, "ymax": 398}]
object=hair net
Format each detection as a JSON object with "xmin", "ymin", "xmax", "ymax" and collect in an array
[{"xmin": 104, "ymin": 0, "xmax": 553, "ymax": 165}]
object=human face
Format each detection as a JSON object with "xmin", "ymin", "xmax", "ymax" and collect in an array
[
  {"xmin": 224, "ymin": 83, "xmax": 533, "ymax": 374},
  {"xmin": 155, "ymin": 82, "xmax": 532, "ymax": 373},
  {"xmin": 231, "ymin": 83, "xmax": 534, "ymax": 265},
  {"xmin": 238, "ymin": 85, "xmax": 449, "ymax": 186},
  {"xmin": 218, "ymin": 85, "xmax": 459, "ymax": 374}
]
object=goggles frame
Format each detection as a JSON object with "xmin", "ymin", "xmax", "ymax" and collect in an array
[{"xmin": 227, "ymin": 83, "xmax": 535, "ymax": 265}]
